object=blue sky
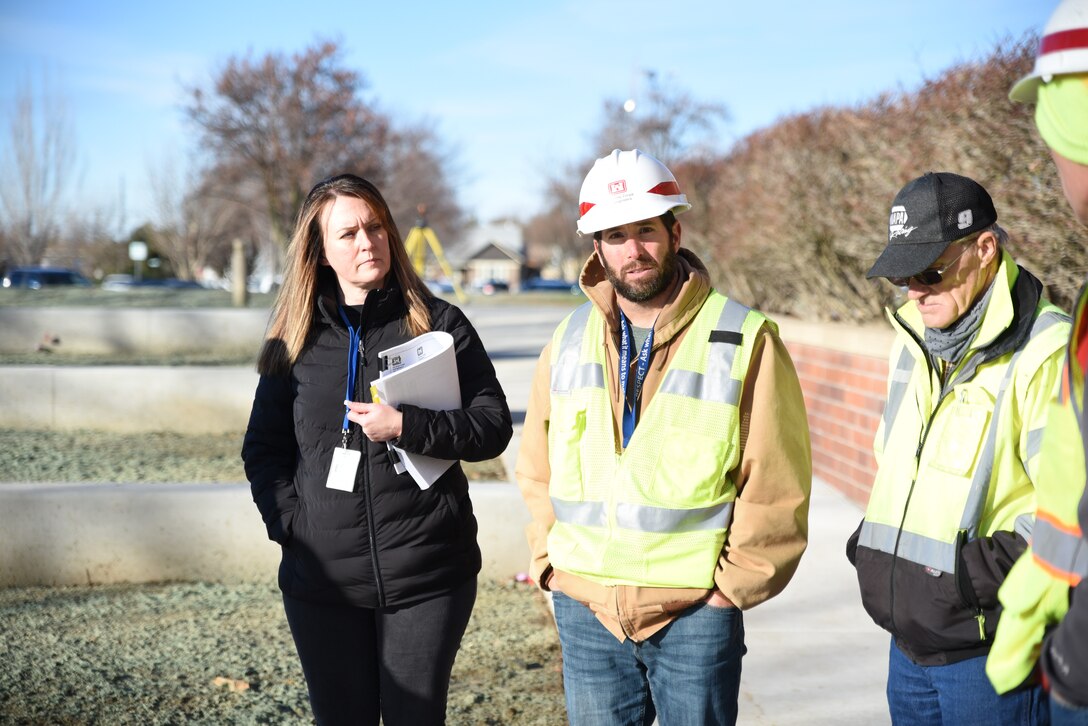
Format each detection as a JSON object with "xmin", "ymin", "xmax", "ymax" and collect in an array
[{"xmin": 0, "ymin": 1, "xmax": 1055, "ymax": 232}]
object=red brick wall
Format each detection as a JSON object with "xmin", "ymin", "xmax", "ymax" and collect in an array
[{"xmin": 778, "ymin": 320, "xmax": 893, "ymax": 508}]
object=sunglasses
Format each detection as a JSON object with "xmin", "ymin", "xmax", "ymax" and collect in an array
[{"xmin": 887, "ymin": 244, "xmax": 972, "ymax": 288}]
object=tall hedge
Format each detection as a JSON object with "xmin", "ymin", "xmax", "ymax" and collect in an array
[{"xmin": 687, "ymin": 36, "xmax": 1085, "ymax": 321}]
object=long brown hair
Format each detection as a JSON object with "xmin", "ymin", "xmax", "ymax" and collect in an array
[{"xmin": 257, "ymin": 174, "xmax": 433, "ymax": 376}]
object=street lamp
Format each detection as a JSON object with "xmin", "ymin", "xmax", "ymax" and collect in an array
[{"xmin": 128, "ymin": 240, "xmax": 148, "ymax": 282}]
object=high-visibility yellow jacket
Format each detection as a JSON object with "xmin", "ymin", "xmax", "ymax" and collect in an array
[
  {"xmin": 989, "ymin": 282, "xmax": 1088, "ymax": 702},
  {"xmin": 849, "ymin": 253, "xmax": 1070, "ymax": 666},
  {"xmin": 546, "ymin": 290, "xmax": 768, "ymax": 589}
]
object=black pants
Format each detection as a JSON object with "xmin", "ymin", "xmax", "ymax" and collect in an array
[{"xmin": 282, "ymin": 577, "xmax": 477, "ymax": 726}]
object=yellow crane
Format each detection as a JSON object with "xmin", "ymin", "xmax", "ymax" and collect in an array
[{"xmin": 403, "ymin": 204, "xmax": 466, "ymax": 302}]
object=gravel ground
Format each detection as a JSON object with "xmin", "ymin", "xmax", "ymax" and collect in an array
[
  {"xmin": 0, "ymin": 579, "xmax": 565, "ymax": 725},
  {"xmin": 0, "ymin": 430, "xmax": 507, "ymax": 484},
  {"xmin": 1, "ymin": 430, "xmax": 558, "ymax": 724}
]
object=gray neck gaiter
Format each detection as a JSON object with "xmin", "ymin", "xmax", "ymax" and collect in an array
[{"xmin": 924, "ymin": 280, "xmax": 996, "ymax": 364}]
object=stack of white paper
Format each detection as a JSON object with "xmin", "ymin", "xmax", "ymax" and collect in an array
[{"xmin": 373, "ymin": 331, "xmax": 461, "ymax": 489}]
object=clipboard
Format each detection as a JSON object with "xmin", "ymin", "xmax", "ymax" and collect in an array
[{"xmin": 373, "ymin": 331, "xmax": 461, "ymax": 489}]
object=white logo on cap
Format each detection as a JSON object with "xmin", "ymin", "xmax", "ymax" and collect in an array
[
  {"xmin": 957, "ymin": 210, "xmax": 973, "ymax": 229},
  {"xmin": 889, "ymin": 206, "xmax": 916, "ymax": 240}
]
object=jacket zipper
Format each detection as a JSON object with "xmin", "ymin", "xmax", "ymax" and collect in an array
[
  {"xmin": 887, "ymin": 321, "xmax": 947, "ymax": 637},
  {"xmin": 954, "ymin": 529, "xmax": 987, "ymax": 641},
  {"xmin": 355, "ymin": 330, "xmax": 386, "ymax": 607}
]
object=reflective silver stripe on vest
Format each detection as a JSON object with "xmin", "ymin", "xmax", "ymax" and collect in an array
[
  {"xmin": 658, "ymin": 369, "xmax": 743, "ymax": 406},
  {"xmin": 959, "ymin": 310, "xmax": 1067, "ymax": 535},
  {"xmin": 551, "ymin": 303, "xmax": 603, "ymax": 393},
  {"xmin": 1026, "ymin": 426, "xmax": 1047, "ymax": 462},
  {"xmin": 552, "ymin": 362, "xmax": 605, "ymax": 393},
  {"xmin": 958, "ymin": 354, "xmax": 1020, "ymax": 536},
  {"xmin": 859, "ymin": 520, "xmax": 957, "ymax": 573},
  {"xmin": 1014, "ymin": 513, "xmax": 1034, "ymax": 543},
  {"xmin": 1034, "ymin": 518, "xmax": 1088, "ymax": 580},
  {"xmin": 658, "ymin": 298, "xmax": 749, "ymax": 405},
  {"xmin": 616, "ymin": 500, "xmax": 734, "ymax": 533},
  {"xmin": 550, "ymin": 497, "xmax": 608, "ymax": 528},
  {"xmin": 882, "ymin": 347, "xmax": 916, "ymax": 450}
]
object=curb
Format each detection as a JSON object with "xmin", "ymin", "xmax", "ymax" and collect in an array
[{"xmin": 0, "ymin": 480, "xmax": 530, "ymax": 587}]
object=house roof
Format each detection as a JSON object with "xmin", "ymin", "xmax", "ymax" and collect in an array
[{"xmin": 465, "ymin": 240, "xmax": 524, "ymax": 264}]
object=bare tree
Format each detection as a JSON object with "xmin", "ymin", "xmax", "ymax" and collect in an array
[
  {"xmin": 380, "ymin": 121, "xmax": 467, "ymax": 244},
  {"xmin": 185, "ymin": 40, "xmax": 392, "ymax": 256},
  {"xmin": 527, "ymin": 77, "xmax": 729, "ymax": 277},
  {"xmin": 147, "ymin": 156, "xmax": 234, "ymax": 280},
  {"xmin": 523, "ymin": 165, "xmax": 584, "ymax": 274},
  {"xmin": 0, "ymin": 72, "xmax": 78, "ymax": 265},
  {"xmin": 592, "ymin": 71, "xmax": 729, "ymax": 164}
]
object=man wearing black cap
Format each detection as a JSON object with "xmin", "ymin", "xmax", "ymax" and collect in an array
[{"xmin": 848, "ymin": 171, "xmax": 1071, "ymax": 725}]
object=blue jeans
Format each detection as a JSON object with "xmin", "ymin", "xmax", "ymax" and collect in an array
[
  {"xmin": 1053, "ymin": 697, "xmax": 1088, "ymax": 726},
  {"xmin": 552, "ymin": 592, "xmax": 745, "ymax": 726},
  {"xmin": 887, "ymin": 639, "xmax": 1048, "ymax": 726}
]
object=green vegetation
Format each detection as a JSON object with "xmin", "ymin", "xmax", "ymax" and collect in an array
[
  {"xmin": 0, "ymin": 429, "xmax": 508, "ymax": 484},
  {"xmin": 0, "ymin": 286, "xmax": 582, "ymax": 310},
  {"xmin": 0, "ymin": 350, "xmax": 257, "ymax": 366},
  {"xmin": 0, "ymin": 287, "xmax": 276, "ymax": 308}
]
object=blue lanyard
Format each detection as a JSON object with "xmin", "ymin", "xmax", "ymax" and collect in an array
[
  {"xmin": 618, "ymin": 311, "xmax": 654, "ymax": 449},
  {"xmin": 338, "ymin": 306, "xmax": 363, "ymax": 433}
]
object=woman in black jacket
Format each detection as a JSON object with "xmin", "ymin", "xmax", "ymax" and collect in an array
[{"xmin": 242, "ymin": 173, "xmax": 512, "ymax": 725}]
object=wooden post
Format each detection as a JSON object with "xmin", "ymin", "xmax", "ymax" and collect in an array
[{"xmin": 231, "ymin": 239, "xmax": 248, "ymax": 308}]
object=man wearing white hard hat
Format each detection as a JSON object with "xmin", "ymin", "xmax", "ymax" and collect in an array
[
  {"xmin": 516, "ymin": 149, "xmax": 811, "ymax": 724},
  {"xmin": 989, "ymin": 1, "xmax": 1088, "ymax": 722}
]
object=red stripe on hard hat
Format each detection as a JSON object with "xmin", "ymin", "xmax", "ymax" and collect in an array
[
  {"xmin": 1040, "ymin": 28, "xmax": 1088, "ymax": 55},
  {"xmin": 647, "ymin": 181, "xmax": 681, "ymax": 196},
  {"xmin": 579, "ymin": 202, "xmax": 595, "ymax": 217}
]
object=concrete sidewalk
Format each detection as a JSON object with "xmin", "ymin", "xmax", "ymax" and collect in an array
[{"xmin": 738, "ymin": 479, "xmax": 890, "ymax": 725}]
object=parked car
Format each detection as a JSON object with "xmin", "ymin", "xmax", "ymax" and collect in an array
[
  {"xmin": 425, "ymin": 279, "xmax": 456, "ymax": 294},
  {"xmin": 520, "ymin": 277, "xmax": 580, "ymax": 294},
  {"xmin": 140, "ymin": 278, "xmax": 205, "ymax": 290},
  {"xmin": 101, "ymin": 274, "xmax": 204, "ymax": 291},
  {"xmin": 2, "ymin": 266, "xmax": 92, "ymax": 290},
  {"xmin": 101, "ymin": 274, "xmax": 136, "ymax": 291},
  {"xmin": 473, "ymin": 279, "xmax": 510, "ymax": 295}
]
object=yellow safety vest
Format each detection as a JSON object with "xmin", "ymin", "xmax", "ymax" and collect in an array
[
  {"xmin": 546, "ymin": 292, "xmax": 770, "ymax": 588},
  {"xmin": 861, "ymin": 259, "xmax": 1069, "ymax": 583},
  {"xmin": 988, "ymin": 284, "xmax": 1088, "ymax": 693}
]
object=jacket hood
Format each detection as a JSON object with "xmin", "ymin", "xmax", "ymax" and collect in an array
[{"xmin": 578, "ymin": 246, "xmax": 712, "ymax": 345}]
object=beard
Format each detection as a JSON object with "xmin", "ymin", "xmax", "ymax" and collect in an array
[{"xmin": 600, "ymin": 246, "xmax": 679, "ymax": 303}]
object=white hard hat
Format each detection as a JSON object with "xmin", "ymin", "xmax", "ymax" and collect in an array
[
  {"xmin": 1010, "ymin": 0, "xmax": 1088, "ymax": 103},
  {"xmin": 576, "ymin": 149, "xmax": 691, "ymax": 236}
]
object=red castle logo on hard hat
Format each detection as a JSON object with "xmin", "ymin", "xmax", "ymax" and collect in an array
[{"xmin": 608, "ymin": 180, "xmax": 627, "ymax": 195}]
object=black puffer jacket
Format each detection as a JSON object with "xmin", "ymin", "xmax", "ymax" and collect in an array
[{"xmin": 242, "ymin": 284, "xmax": 512, "ymax": 608}]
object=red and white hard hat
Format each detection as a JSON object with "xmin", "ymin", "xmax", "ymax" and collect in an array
[
  {"xmin": 576, "ymin": 149, "xmax": 691, "ymax": 236},
  {"xmin": 1010, "ymin": 0, "xmax": 1088, "ymax": 103}
]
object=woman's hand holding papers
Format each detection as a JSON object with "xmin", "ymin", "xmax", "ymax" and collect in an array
[{"xmin": 344, "ymin": 401, "xmax": 403, "ymax": 442}]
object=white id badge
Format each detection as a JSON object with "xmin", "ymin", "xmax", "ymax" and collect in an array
[{"xmin": 326, "ymin": 447, "xmax": 361, "ymax": 491}]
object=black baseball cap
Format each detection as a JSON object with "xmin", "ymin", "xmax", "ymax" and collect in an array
[{"xmin": 866, "ymin": 172, "xmax": 997, "ymax": 279}]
